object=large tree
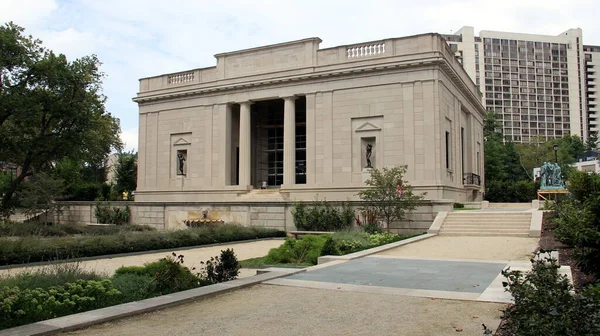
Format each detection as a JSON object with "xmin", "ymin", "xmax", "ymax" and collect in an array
[
  {"xmin": 0, "ymin": 22, "xmax": 122, "ymax": 212},
  {"xmin": 115, "ymin": 151, "xmax": 137, "ymax": 195}
]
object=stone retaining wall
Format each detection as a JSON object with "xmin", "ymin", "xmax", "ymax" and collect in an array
[{"xmin": 55, "ymin": 200, "xmax": 453, "ymax": 234}]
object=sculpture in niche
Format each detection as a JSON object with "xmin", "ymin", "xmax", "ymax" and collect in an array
[
  {"xmin": 177, "ymin": 153, "xmax": 186, "ymax": 175},
  {"xmin": 365, "ymin": 143, "xmax": 373, "ymax": 168}
]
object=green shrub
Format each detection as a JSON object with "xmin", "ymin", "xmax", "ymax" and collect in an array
[
  {"xmin": 110, "ymin": 273, "xmax": 155, "ymax": 302},
  {"xmin": 320, "ymin": 236, "xmax": 340, "ymax": 256},
  {"xmin": 485, "ymin": 179, "xmax": 537, "ymax": 202},
  {"xmin": 201, "ymin": 248, "xmax": 240, "ymax": 284},
  {"xmin": 94, "ymin": 204, "xmax": 130, "ymax": 225},
  {"xmin": 0, "ymin": 224, "xmax": 286, "ymax": 266},
  {"xmin": 292, "ymin": 199, "xmax": 354, "ymax": 231},
  {"xmin": 0, "ymin": 262, "xmax": 104, "ymax": 291},
  {"xmin": 265, "ymin": 235, "xmax": 329, "ymax": 265},
  {"xmin": 0, "ymin": 221, "xmax": 155, "ymax": 237},
  {"xmin": 0, "ymin": 279, "xmax": 121, "ymax": 329},
  {"xmin": 500, "ymin": 252, "xmax": 600, "ymax": 335},
  {"xmin": 453, "ymin": 203, "xmax": 465, "ymax": 209},
  {"xmin": 149, "ymin": 253, "xmax": 207, "ymax": 294}
]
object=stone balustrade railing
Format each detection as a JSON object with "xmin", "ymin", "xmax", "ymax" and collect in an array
[
  {"xmin": 346, "ymin": 42, "xmax": 386, "ymax": 59},
  {"xmin": 167, "ymin": 71, "xmax": 195, "ymax": 85}
]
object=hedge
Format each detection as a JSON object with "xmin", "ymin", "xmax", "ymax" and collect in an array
[{"xmin": 0, "ymin": 224, "xmax": 285, "ymax": 266}]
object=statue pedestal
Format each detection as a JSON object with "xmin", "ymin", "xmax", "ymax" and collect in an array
[{"xmin": 362, "ymin": 168, "xmax": 373, "ymax": 183}]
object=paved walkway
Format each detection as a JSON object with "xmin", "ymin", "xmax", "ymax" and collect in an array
[
  {"xmin": 65, "ymin": 284, "xmax": 505, "ymax": 336},
  {"xmin": 61, "ymin": 235, "xmax": 539, "ymax": 335},
  {"xmin": 0, "ymin": 239, "xmax": 284, "ymax": 279},
  {"xmin": 267, "ymin": 236, "xmax": 539, "ymax": 303}
]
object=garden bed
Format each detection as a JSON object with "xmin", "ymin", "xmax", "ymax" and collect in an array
[
  {"xmin": 240, "ymin": 232, "xmax": 415, "ymax": 268},
  {"xmin": 537, "ymin": 211, "xmax": 597, "ymax": 289},
  {"xmin": 0, "ymin": 221, "xmax": 156, "ymax": 237},
  {"xmin": 0, "ymin": 224, "xmax": 285, "ymax": 266},
  {"xmin": 0, "ymin": 250, "xmax": 241, "ymax": 330}
]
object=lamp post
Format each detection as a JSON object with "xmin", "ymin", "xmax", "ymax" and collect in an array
[{"xmin": 553, "ymin": 144, "xmax": 559, "ymax": 163}]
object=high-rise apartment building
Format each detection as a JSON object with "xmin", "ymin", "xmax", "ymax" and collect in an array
[
  {"xmin": 585, "ymin": 45, "xmax": 600, "ymax": 135},
  {"xmin": 443, "ymin": 26, "xmax": 596, "ymax": 143}
]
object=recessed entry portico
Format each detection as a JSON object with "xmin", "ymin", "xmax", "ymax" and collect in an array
[{"xmin": 226, "ymin": 97, "xmax": 307, "ymax": 189}]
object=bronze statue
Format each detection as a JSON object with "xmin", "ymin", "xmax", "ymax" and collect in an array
[
  {"xmin": 177, "ymin": 153, "xmax": 186, "ymax": 175},
  {"xmin": 365, "ymin": 144, "xmax": 373, "ymax": 168}
]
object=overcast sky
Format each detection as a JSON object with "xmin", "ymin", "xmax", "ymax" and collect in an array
[{"xmin": 2, "ymin": 0, "xmax": 598, "ymax": 151}]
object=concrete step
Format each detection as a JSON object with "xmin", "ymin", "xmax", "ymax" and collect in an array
[
  {"xmin": 441, "ymin": 227, "xmax": 530, "ymax": 232},
  {"xmin": 488, "ymin": 203, "xmax": 532, "ymax": 208},
  {"xmin": 442, "ymin": 223, "xmax": 530, "ymax": 229},
  {"xmin": 439, "ymin": 232, "xmax": 530, "ymax": 237},
  {"xmin": 448, "ymin": 212, "xmax": 532, "ymax": 216},
  {"xmin": 444, "ymin": 217, "xmax": 530, "ymax": 222}
]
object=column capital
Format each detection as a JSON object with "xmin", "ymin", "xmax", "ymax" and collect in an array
[{"xmin": 280, "ymin": 95, "xmax": 297, "ymax": 101}]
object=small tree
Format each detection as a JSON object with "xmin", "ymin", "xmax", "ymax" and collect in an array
[
  {"xmin": 115, "ymin": 151, "xmax": 137, "ymax": 195},
  {"xmin": 357, "ymin": 166, "xmax": 425, "ymax": 232},
  {"xmin": 18, "ymin": 172, "xmax": 66, "ymax": 222}
]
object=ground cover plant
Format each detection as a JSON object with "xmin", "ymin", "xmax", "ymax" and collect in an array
[
  {"xmin": 0, "ymin": 250, "xmax": 240, "ymax": 330},
  {"xmin": 0, "ymin": 224, "xmax": 285, "ymax": 266},
  {"xmin": 240, "ymin": 231, "xmax": 412, "ymax": 267},
  {"xmin": 0, "ymin": 221, "xmax": 155, "ymax": 237}
]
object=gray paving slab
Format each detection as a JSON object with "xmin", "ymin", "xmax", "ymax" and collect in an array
[{"xmin": 286, "ymin": 257, "xmax": 508, "ymax": 293}]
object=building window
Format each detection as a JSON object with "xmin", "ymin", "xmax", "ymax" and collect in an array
[{"xmin": 445, "ymin": 131, "xmax": 451, "ymax": 169}]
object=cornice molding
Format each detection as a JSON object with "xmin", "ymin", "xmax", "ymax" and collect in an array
[{"xmin": 133, "ymin": 54, "xmax": 483, "ymax": 114}]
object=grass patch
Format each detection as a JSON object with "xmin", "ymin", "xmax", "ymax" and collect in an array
[
  {"xmin": 0, "ymin": 224, "xmax": 285, "ymax": 266},
  {"xmin": 239, "ymin": 231, "xmax": 414, "ymax": 267},
  {"xmin": 0, "ymin": 262, "xmax": 105, "ymax": 290}
]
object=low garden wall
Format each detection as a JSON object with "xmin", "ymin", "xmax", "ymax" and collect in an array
[{"xmin": 55, "ymin": 200, "xmax": 454, "ymax": 234}]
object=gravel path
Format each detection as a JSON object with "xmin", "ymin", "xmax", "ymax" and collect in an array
[
  {"xmin": 65, "ymin": 284, "xmax": 505, "ymax": 336},
  {"xmin": 377, "ymin": 236, "xmax": 539, "ymax": 261},
  {"xmin": 0, "ymin": 239, "xmax": 283, "ymax": 279}
]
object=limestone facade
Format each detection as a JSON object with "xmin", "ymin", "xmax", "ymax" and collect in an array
[{"xmin": 133, "ymin": 33, "xmax": 486, "ymax": 203}]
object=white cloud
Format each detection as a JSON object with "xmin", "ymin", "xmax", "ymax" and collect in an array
[
  {"xmin": 0, "ymin": 0, "xmax": 57, "ymax": 25},
  {"xmin": 2, "ymin": 0, "xmax": 600, "ymax": 151},
  {"xmin": 120, "ymin": 128, "xmax": 138, "ymax": 152}
]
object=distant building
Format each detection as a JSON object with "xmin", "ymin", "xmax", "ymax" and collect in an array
[
  {"xmin": 105, "ymin": 153, "xmax": 118, "ymax": 185},
  {"xmin": 443, "ymin": 26, "xmax": 599, "ymax": 144}
]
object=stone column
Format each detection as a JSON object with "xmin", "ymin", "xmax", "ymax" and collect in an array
[
  {"xmin": 283, "ymin": 96, "xmax": 296, "ymax": 187},
  {"xmin": 239, "ymin": 102, "xmax": 252, "ymax": 188}
]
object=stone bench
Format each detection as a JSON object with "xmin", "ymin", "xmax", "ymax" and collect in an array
[{"xmin": 288, "ymin": 231, "xmax": 335, "ymax": 239}]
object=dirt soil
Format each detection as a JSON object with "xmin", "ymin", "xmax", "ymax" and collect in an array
[{"xmin": 537, "ymin": 212, "xmax": 596, "ymax": 289}]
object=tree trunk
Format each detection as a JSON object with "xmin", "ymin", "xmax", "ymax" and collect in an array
[{"xmin": 0, "ymin": 159, "xmax": 31, "ymax": 212}]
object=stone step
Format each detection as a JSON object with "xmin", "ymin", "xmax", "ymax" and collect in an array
[
  {"xmin": 448, "ymin": 212, "xmax": 532, "ymax": 216},
  {"xmin": 444, "ymin": 217, "xmax": 531, "ymax": 223},
  {"xmin": 441, "ymin": 227, "xmax": 529, "ymax": 232},
  {"xmin": 442, "ymin": 224, "xmax": 530, "ymax": 229},
  {"xmin": 488, "ymin": 203, "xmax": 532, "ymax": 208},
  {"xmin": 439, "ymin": 232, "xmax": 530, "ymax": 237}
]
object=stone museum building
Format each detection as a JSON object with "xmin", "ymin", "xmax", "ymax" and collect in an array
[{"xmin": 133, "ymin": 33, "xmax": 486, "ymax": 205}]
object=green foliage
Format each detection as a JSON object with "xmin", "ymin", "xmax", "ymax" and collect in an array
[
  {"xmin": 292, "ymin": 198, "xmax": 354, "ymax": 231},
  {"xmin": 357, "ymin": 166, "xmax": 425, "ymax": 231},
  {"xmin": 200, "ymin": 249, "xmax": 240, "ymax": 284},
  {"xmin": 485, "ymin": 180, "xmax": 538, "ymax": 203},
  {"xmin": 587, "ymin": 132, "xmax": 598, "ymax": 150},
  {"xmin": 0, "ymin": 224, "xmax": 285, "ymax": 266},
  {"xmin": 453, "ymin": 203, "xmax": 465, "ymax": 209},
  {"xmin": 0, "ymin": 22, "xmax": 122, "ymax": 213},
  {"xmin": 0, "ymin": 279, "xmax": 121, "ymax": 329},
  {"xmin": 17, "ymin": 173, "xmax": 66, "ymax": 220},
  {"xmin": 0, "ymin": 262, "xmax": 103, "ymax": 291},
  {"xmin": 553, "ymin": 170, "xmax": 600, "ymax": 278},
  {"xmin": 355, "ymin": 209, "xmax": 383, "ymax": 234},
  {"xmin": 262, "ymin": 232, "xmax": 410, "ymax": 266},
  {"xmin": 265, "ymin": 235, "xmax": 329, "ymax": 265},
  {"xmin": 320, "ymin": 236, "xmax": 340, "ymax": 256},
  {"xmin": 110, "ymin": 273, "xmax": 155, "ymax": 302},
  {"xmin": 500, "ymin": 252, "xmax": 600, "ymax": 335},
  {"xmin": 0, "ymin": 221, "xmax": 154, "ymax": 237},
  {"xmin": 94, "ymin": 204, "xmax": 130, "ymax": 225},
  {"xmin": 115, "ymin": 151, "xmax": 137, "ymax": 194}
]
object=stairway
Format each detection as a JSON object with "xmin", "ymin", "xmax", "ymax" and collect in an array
[
  {"xmin": 487, "ymin": 202, "xmax": 533, "ymax": 209},
  {"xmin": 237, "ymin": 189, "xmax": 289, "ymax": 202},
  {"xmin": 439, "ymin": 211, "xmax": 532, "ymax": 237}
]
